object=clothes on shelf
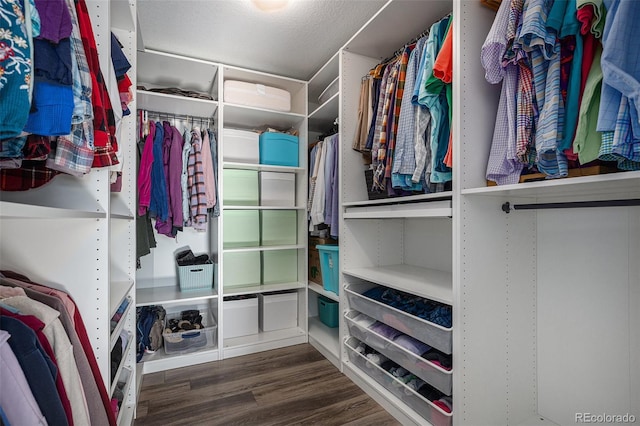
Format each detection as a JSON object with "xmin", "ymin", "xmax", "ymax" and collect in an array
[
  {"xmin": 483, "ymin": 0, "xmax": 640, "ymax": 185},
  {"xmin": 352, "ymin": 13, "xmax": 454, "ymax": 197},
  {"xmin": 136, "ymin": 115, "xmax": 218, "ymax": 248},
  {"xmin": 0, "ymin": 0, "xmax": 134, "ymax": 191},
  {"xmin": 308, "ymin": 133, "xmax": 339, "ymax": 238},
  {"xmin": 0, "ymin": 270, "xmax": 118, "ymax": 426},
  {"xmin": 356, "ymin": 340, "xmax": 453, "ymax": 413},
  {"xmin": 362, "ymin": 286, "xmax": 453, "ymax": 328}
]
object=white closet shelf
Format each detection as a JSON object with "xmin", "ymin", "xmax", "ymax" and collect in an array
[
  {"xmin": 461, "ymin": 170, "xmax": 640, "ymax": 200},
  {"xmin": 137, "ymin": 90, "xmax": 218, "ymax": 118},
  {"xmin": 343, "ymin": 265, "xmax": 453, "ymax": 305},
  {"xmin": 308, "ymin": 316, "xmax": 340, "ymax": 361},
  {"xmin": 223, "ymin": 327, "xmax": 306, "ymax": 353},
  {"xmin": 342, "ymin": 361, "xmax": 433, "ymax": 426},
  {"xmin": 308, "ymin": 52, "xmax": 339, "ymax": 102},
  {"xmin": 137, "ymin": 49, "xmax": 219, "ymax": 95},
  {"xmin": 110, "ymin": 278, "xmax": 134, "ymax": 317},
  {"xmin": 308, "ymin": 93, "xmax": 339, "ymax": 133},
  {"xmin": 136, "ymin": 283, "xmax": 218, "ymax": 306},
  {"xmin": 141, "ymin": 347, "xmax": 220, "ymax": 375},
  {"xmin": 110, "ymin": 196, "xmax": 134, "ymax": 220},
  {"xmin": 309, "ymin": 281, "xmax": 339, "ymax": 302},
  {"xmin": 110, "ymin": 300, "xmax": 133, "ymax": 350},
  {"xmin": 115, "ymin": 367, "xmax": 133, "ymax": 425},
  {"xmin": 222, "ymin": 162, "xmax": 304, "ymax": 173},
  {"xmin": 110, "ymin": 0, "xmax": 135, "ymax": 32},
  {"xmin": 110, "ymin": 336, "xmax": 133, "ymax": 397},
  {"xmin": 222, "ymin": 244, "xmax": 304, "ymax": 253},
  {"xmin": 0, "ymin": 201, "xmax": 106, "ymax": 219},
  {"xmin": 117, "ymin": 404, "xmax": 134, "ymax": 426},
  {"xmin": 344, "ymin": 200, "xmax": 452, "ymax": 219},
  {"xmin": 223, "ymin": 103, "xmax": 305, "ymax": 129},
  {"xmin": 223, "ymin": 205, "xmax": 306, "ymax": 210},
  {"xmin": 344, "ymin": 0, "xmax": 452, "ymax": 59},
  {"xmin": 223, "ymin": 281, "xmax": 305, "ymax": 297},
  {"xmin": 342, "ymin": 191, "xmax": 452, "ymax": 207}
]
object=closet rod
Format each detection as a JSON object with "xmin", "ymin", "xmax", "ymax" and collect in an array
[
  {"xmin": 140, "ymin": 110, "xmax": 214, "ymax": 121},
  {"xmin": 501, "ymin": 199, "xmax": 640, "ymax": 213}
]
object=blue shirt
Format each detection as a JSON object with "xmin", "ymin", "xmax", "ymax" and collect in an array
[{"xmin": 149, "ymin": 122, "xmax": 169, "ymax": 221}]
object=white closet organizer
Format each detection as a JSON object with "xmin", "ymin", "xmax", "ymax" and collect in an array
[
  {"xmin": 306, "ymin": 52, "xmax": 342, "ymax": 369},
  {"xmin": 134, "ymin": 51, "xmax": 309, "ymax": 373},
  {"xmin": 135, "ymin": 49, "xmax": 221, "ymax": 375},
  {"xmin": 0, "ymin": 1, "xmax": 138, "ymax": 425},
  {"xmin": 454, "ymin": 1, "xmax": 640, "ymax": 425},
  {"xmin": 336, "ymin": 1, "xmax": 455, "ymax": 425},
  {"xmin": 219, "ymin": 65, "xmax": 308, "ymax": 359}
]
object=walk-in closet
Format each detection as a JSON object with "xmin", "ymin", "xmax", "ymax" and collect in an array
[{"xmin": 1, "ymin": 0, "xmax": 638, "ymax": 425}]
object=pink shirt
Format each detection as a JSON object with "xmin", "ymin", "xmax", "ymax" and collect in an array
[{"xmin": 138, "ymin": 121, "xmax": 155, "ymax": 216}]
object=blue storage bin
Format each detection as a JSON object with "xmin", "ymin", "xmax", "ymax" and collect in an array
[
  {"xmin": 318, "ymin": 295, "xmax": 339, "ymax": 328},
  {"xmin": 316, "ymin": 244, "xmax": 339, "ymax": 295},
  {"xmin": 259, "ymin": 132, "xmax": 299, "ymax": 167}
]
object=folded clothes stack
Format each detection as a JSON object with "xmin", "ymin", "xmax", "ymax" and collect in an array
[{"xmin": 362, "ymin": 286, "xmax": 452, "ymax": 328}]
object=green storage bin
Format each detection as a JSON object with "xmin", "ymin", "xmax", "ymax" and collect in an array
[
  {"xmin": 223, "ymin": 169, "xmax": 259, "ymax": 206},
  {"xmin": 223, "ymin": 210, "xmax": 260, "ymax": 248},
  {"xmin": 223, "ymin": 251, "xmax": 261, "ymax": 288},
  {"xmin": 261, "ymin": 210, "xmax": 297, "ymax": 246},
  {"xmin": 318, "ymin": 295, "xmax": 339, "ymax": 328},
  {"xmin": 262, "ymin": 249, "xmax": 298, "ymax": 284}
]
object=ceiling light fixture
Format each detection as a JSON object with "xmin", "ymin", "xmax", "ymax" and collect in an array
[{"xmin": 251, "ymin": 0, "xmax": 290, "ymax": 12}]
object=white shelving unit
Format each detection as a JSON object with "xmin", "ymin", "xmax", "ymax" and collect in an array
[
  {"xmin": 134, "ymin": 50, "xmax": 309, "ymax": 375},
  {"xmin": 0, "ymin": 1, "xmax": 139, "ymax": 424},
  {"xmin": 135, "ymin": 48, "xmax": 221, "ymax": 382},
  {"xmin": 306, "ymin": 51, "xmax": 342, "ymax": 371},
  {"xmin": 452, "ymin": 1, "xmax": 640, "ymax": 426},
  {"xmin": 218, "ymin": 64, "xmax": 309, "ymax": 359},
  {"xmin": 336, "ymin": 1, "xmax": 456, "ymax": 424}
]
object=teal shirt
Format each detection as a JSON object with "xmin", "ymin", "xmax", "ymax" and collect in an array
[{"xmin": 558, "ymin": 0, "xmax": 584, "ymax": 151}]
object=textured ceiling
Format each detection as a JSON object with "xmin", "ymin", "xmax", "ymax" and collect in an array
[{"xmin": 137, "ymin": 0, "xmax": 387, "ymax": 81}]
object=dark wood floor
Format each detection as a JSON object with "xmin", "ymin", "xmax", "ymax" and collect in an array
[{"xmin": 135, "ymin": 343, "xmax": 400, "ymax": 426}]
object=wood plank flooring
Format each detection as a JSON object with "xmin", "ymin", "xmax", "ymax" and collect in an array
[{"xmin": 135, "ymin": 344, "xmax": 400, "ymax": 426}]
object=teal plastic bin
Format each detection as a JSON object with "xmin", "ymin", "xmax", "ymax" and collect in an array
[
  {"xmin": 259, "ymin": 132, "xmax": 299, "ymax": 167},
  {"xmin": 318, "ymin": 295, "xmax": 339, "ymax": 328},
  {"xmin": 316, "ymin": 244, "xmax": 339, "ymax": 295}
]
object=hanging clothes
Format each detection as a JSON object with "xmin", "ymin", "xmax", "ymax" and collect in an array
[{"xmin": 2, "ymin": 271, "xmax": 117, "ymax": 425}]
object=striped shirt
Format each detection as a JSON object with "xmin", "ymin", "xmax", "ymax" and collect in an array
[{"xmin": 188, "ymin": 129, "xmax": 208, "ymax": 231}]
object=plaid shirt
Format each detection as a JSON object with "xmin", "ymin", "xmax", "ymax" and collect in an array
[
  {"xmin": 66, "ymin": 0, "xmax": 92, "ymax": 123},
  {"xmin": 74, "ymin": 0, "xmax": 118, "ymax": 168},
  {"xmin": 0, "ymin": 161, "xmax": 58, "ymax": 191},
  {"xmin": 373, "ymin": 60, "xmax": 399, "ymax": 190},
  {"xmin": 187, "ymin": 129, "xmax": 208, "ymax": 231},
  {"xmin": 384, "ymin": 46, "xmax": 411, "ymax": 181}
]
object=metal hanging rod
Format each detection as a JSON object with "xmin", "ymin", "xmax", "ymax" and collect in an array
[
  {"xmin": 502, "ymin": 199, "xmax": 640, "ymax": 213},
  {"xmin": 139, "ymin": 109, "xmax": 214, "ymax": 122}
]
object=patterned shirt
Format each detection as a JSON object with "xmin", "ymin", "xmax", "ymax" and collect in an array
[
  {"xmin": 384, "ymin": 45, "xmax": 412, "ymax": 180},
  {"xmin": 75, "ymin": 0, "xmax": 118, "ymax": 168},
  {"xmin": 393, "ymin": 36, "xmax": 427, "ymax": 187},
  {"xmin": 188, "ymin": 129, "xmax": 208, "ymax": 231},
  {"xmin": 599, "ymin": 0, "xmax": 640, "ymax": 146}
]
